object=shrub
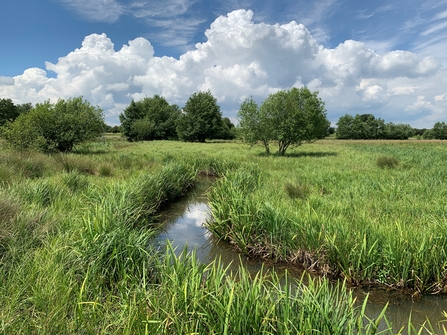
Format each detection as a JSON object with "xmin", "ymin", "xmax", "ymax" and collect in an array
[
  {"xmin": 0, "ymin": 97, "xmax": 105, "ymax": 153},
  {"xmin": 376, "ymin": 156, "xmax": 399, "ymax": 169}
]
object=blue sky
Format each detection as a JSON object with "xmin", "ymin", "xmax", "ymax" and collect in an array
[{"xmin": 1, "ymin": 0, "xmax": 446, "ymax": 127}]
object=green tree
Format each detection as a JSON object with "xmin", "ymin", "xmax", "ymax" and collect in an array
[
  {"xmin": 238, "ymin": 87, "xmax": 329, "ymax": 155},
  {"xmin": 0, "ymin": 98, "xmax": 19, "ymax": 126},
  {"xmin": 237, "ymin": 98, "xmax": 272, "ymax": 153},
  {"xmin": 335, "ymin": 114, "xmax": 354, "ymax": 139},
  {"xmin": 176, "ymin": 90, "xmax": 223, "ymax": 142},
  {"xmin": 336, "ymin": 114, "xmax": 386, "ymax": 139},
  {"xmin": 430, "ymin": 122, "xmax": 447, "ymax": 139},
  {"xmin": 215, "ymin": 117, "xmax": 236, "ymax": 140},
  {"xmin": 385, "ymin": 123, "xmax": 415, "ymax": 139},
  {"xmin": 119, "ymin": 95, "xmax": 180, "ymax": 141},
  {"xmin": 1, "ymin": 97, "xmax": 105, "ymax": 153},
  {"xmin": 16, "ymin": 102, "xmax": 33, "ymax": 115}
]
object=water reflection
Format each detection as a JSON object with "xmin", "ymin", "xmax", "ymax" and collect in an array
[{"xmin": 155, "ymin": 181, "xmax": 447, "ymax": 333}]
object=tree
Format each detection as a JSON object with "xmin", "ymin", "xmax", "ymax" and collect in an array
[
  {"xmin": 215, "ymin": 117, "xmax": 237, "ymax": 140},
  {"xmin": 336, "ymin": 114, "xmax": 386, "ymax": 139},
  {"xmin": 385, "ymin": 123, "xmax": 415, "ymax": 140},
  {"xmin": 0, "ymin": 98, "xmax": 19, "ymax": 126},
  {"xmin": 238, "ymin": 87, "xmax": 329, "ymax": 155},
  {"xmin": 176, "ymin": 90, "xmax": 223, "ymax": 142},
  {"xmin": 430, "ymin": 122, "xmax": 447, "ymax": 139},
  {"xmin": 119, "ymin": 95, "xmax": 180, "ymax": 141},
  {"xmin": 0, "ymin": 97, "xmax": 105, "ymax": 153},
  {"xmin": 16, "ymin": 102, "xmax": 33, "ymax": 115},
  {"xmin": 238, "ymin": 98, "xmax": 273, "ymax": 153}
]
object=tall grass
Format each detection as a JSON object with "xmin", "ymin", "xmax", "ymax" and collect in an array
[
  {"xmin": 206, "ymin": 140, "xmax": 447, "ymax": 293},
  {"xmin": 128, "ymin": 245, "xmax": 392, "ymax": 334},
  {"xmin": 2, "ymin": 139, "xmax": 447, "ymax": 334}
]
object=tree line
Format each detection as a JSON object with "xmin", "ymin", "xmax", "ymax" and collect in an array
[
  {"xmin": 2, "ymin": 92, "xmax": 447, "ymax": 155},
  {"xmin": 335, "ymin": 113, "xmax": 447, "ymax": 140},
  {"xmin": 119, "ymin": 91, "xmax": 236, "ymax": 142}
]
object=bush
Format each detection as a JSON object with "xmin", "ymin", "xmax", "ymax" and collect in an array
[
  {"xmin": 0, "ymin": 97, "xmax": 105, "ymax": 153},
  {"xmin": 376, "ymin": 156, "xmax": 399, "ymax": 169}
]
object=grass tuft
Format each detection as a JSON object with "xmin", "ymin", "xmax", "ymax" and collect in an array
[
  {"xmin": 376, "ymin": 156, "xmax": 399, "ymax": 169},
  {"xmin": 284, "ymin": 181, "xmax": 310, "ymax": 199},
  {"xmin": 53, "ymin": 154, "xmax": 96, "ymax": 174},
  {"xmin": 98, "ymin": 164, "xmax": 113, "ymax": 177}
]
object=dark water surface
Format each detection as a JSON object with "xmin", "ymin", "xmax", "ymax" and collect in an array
[{"xmin": 156, "ymin": 180, "xmax": 447, "ymax": 333}]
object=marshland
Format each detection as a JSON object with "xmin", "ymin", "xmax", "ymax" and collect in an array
[{"xmin": 1, "ymin": 136, "xmax": 447, "ymax": 334}]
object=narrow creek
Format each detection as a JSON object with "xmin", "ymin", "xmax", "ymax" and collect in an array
[{"xmin": 155, "ymin": 180, "xmax": 447, "ymax": 333}]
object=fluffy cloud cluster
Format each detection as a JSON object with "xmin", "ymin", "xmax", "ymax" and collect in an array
[{"xmin": 1, "ymin": 9, "xmax": 446, "ymax": 127}]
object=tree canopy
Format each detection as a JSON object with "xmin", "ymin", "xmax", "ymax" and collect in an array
[
  {"xmin": 423, "ymin": 122, "xmax": 447, "ymax": 139},
  {"xmin": 0, "ymin": 97, "xmax": 105, "ymax": 153},
  {"xmin": 120, "ymin": 95, "xmax": 180, "ymax": 141},
  {"xmin": 238, "ymin": 87, "xmax": 329, "ymax": 155},
  {"xmin": 176, "ymin": 90, "xmax": 223, "ymax": 142},
  {"xmin": 0, "ymin": 98, "xmax": 19, "ymax": 127},
  {"xmin": 336, "ymin": 114, "xmax": 414, "ymax": 140}
]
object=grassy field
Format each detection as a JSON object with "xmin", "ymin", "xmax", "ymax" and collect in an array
[{"xmin": 1, "ymin": 136, "xmax": 446, "ymax": 333}]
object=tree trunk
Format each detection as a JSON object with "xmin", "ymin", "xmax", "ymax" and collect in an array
[
  {"xmin": 278, "ymin": 141, "xmax": 290, "ymax": 156},
  {"xmin": 262, "ymin": 140, "xmax": 270, "ymax": 155}
]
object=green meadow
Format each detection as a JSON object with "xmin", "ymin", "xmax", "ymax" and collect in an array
[{"xmin": 1, "ymin": 136, "xmax": 447, "ymax": 334}]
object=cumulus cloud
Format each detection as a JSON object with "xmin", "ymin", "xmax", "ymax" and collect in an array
[
  {"xmin": 0, "ymin": 9, "xmax": 446, "ymax": 127},
  {"xmin": 0, "ymin": 76, "xmax": 14, "ymax": 86}
]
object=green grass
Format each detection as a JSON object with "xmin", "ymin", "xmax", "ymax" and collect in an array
[
  {"xmin": 1, "ymin": 138, "xmax": 447, "ymax": 333},
  {"xmin": 206, "ymin": 140, "xmax": 447, "ymax": 293}
]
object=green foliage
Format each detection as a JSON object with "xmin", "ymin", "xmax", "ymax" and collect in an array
[
  {"xmin": 16, "ymin": 102, "xmax": 33, "ymax": 115},
  {"xmin": 376, "ymin": 156, "xmax": 399, "ymax": 169},
  {"xmin": 53, "ymin": 154, "xmax": 96, "ymax": 174},
  {"xmin": 384, "ymin": 123, "xmax": 415, "ymax": 139},
  {"xmin": 120, "ymin": 95, "xmax": 180, "ymax": 141},
  {"xmin": 0, "ymin": 98, "xmax": 19, "ymax": 126},
  {"xmin": 423, "ymin": 121, "xmax": 447, "ymax": 139},
  {"xmin": 103, "ymin": 124, "xmax": 121, "ymax": 133},
  {"xmin": 284, "ymin": 181, "xmax": 310, "ymax": 199},
  {"xmin": 98, "ymin": 163, "xmax": 113, "ymax": 177},
  {"xmin": 238, "ymin": 87, "xmax": 329, "ymax": 155},
  {"xmin": 176, "ymin": 90, "xmax": 223, "ymax": 142},
  {"xmin": 336, "ymin": 114, "xmax": 415, "ymax": 140},
  {"xmin": 216, "ymin": 117, "xmax": 237, "ymax": 140},
  {"xmin": 0, "ymin": 97, "xmax": 105, "ymax": 153},
  {"xmin": 336, "ymin": 114, "xmax": 386, "ymax": 139},
  {"xmin": 237, "ymin": 98, "xmax": 272, "ymax": 153},
  {"xmin": 2, "ymin": 139, "xmax": 447, "ymax": 334}
]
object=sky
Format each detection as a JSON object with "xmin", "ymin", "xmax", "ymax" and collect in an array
[{"xmin": 0, "ymin": 0, "xmax": 446, "ymax": 128}]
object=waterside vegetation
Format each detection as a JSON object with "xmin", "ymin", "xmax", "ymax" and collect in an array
[{"xmin": 1, "ymin": 137, "xmax": 447, "ymax": 333}]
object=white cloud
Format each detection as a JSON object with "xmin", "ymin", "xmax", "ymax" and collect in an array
[
  {"xmin": 392, "ymin": 86, "xmax": 419, "ymax": 95},
  {"xmin": 0, "ymin": 76, "xmax": 14, "ymax": 86},
  {"xmin": 0, "ymin": 9, "xmax": 446, "ymax": 128},
  {"xmin": 59, "ymin": 0, "xmax": 124, "ymax": 23}
]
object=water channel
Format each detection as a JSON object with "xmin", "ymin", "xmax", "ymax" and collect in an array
[{"xmin": 156, "ymin": 180, "xmax": 447, "ymax": 334}]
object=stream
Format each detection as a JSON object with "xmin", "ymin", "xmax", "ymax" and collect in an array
[{"xmin": 156, "ymin": 180, "xmax": 447, "ymax": 334}]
